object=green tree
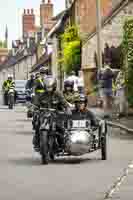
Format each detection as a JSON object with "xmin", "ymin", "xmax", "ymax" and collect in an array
[
  {"xmin": 60, "ymin": 25, "xmax": 81, "ymax": 74},
  {"xmin": 122, "ymin": 17, "xmax": 133, "ymax": 106}
]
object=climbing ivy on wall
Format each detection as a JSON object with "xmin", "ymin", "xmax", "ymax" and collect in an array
[
  {"xmin": 60, "ymin": 25, "xmax": 81, "ymax": 75},
  {"xmin": 122, "ymin": 17, "xmax": 133, "ymax": 106}
]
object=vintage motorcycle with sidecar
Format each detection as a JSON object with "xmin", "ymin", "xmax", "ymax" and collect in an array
[{"xmin": 37, "ymin": 107, "xmax": 107, "ymax": 165}]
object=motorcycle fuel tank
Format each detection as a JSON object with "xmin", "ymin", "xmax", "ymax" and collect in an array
[{"xmin": 65, "ymin": 130, "xmax": 92, "ymax": 156}]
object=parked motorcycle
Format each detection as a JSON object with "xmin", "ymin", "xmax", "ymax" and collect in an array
[
  {"xmin": 8, "ymin": 88, "xmax": 14, "ymax": 109},
  {"xmin": 37, "ymin": 107, "xmax": 107, "ymax": 165}
]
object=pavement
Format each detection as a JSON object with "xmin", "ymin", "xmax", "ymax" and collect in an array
[{"xmin": 0, "ymin": 105, "xmax": 133, "ymax": 200}]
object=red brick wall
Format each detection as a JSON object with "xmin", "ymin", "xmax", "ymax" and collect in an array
[{"xmin": 72, "ymin": 0, "xmax": 112, "ymax": 35}]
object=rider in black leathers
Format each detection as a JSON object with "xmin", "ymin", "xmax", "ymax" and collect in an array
[{"xmin": 33, "ymin": 76, "xmax": 71, "ymax": 150}]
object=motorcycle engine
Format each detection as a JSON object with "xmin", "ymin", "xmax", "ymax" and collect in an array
[{"xmin": 65, "ymin": 130, "xmax": 92, "ymax": 156}]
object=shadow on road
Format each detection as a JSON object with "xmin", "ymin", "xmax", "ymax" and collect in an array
[
  {"xmin": 52, "ymin": 157, "xmax": 102, "ymax": 165},
  {"xmin": 8, "ymin": 157, "xmax": 41, "ymax": 166},
  {"xmin": 8, "ymin": 156, "xmax": 102, "ymax": 166}
]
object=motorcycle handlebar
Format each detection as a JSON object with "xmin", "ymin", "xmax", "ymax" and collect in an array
[
  {"xmin": 39, "ymin": 107, "xmax": 65, "ymax": 115},
  {"xmin": 40, "ymin": 107, "xmax": 56, "ymax": 112}
]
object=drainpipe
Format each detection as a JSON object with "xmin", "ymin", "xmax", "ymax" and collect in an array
[{"xmin": 96, "ymin": 0, "xmax": 102, "ymax": 69}]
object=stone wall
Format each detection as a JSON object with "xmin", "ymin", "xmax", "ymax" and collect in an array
[
  {"xmin": 72, "ymin": 0, "xmax": 112, "ymax": 38},
  {"xmin": 82, "ymin": 1, "xmax": 133, "ymax": 69}
]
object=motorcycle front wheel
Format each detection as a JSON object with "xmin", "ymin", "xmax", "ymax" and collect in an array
[{"xmin": 40, "ymin": 131, "xmax": 49, "ymax": 165}]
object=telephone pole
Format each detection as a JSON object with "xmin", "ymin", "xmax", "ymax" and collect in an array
[{"xmin": 96, "ymin": 0, "xmax": 102, "ymax": 69}]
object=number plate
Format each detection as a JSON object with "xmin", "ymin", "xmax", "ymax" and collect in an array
[{"xmin": 72, "ymin": 120, "xmax": 87, "ymax": 128}]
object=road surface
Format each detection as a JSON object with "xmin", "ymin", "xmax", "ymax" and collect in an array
[{"xmin": 0, "ymin": 105, "xmax": 133, "ymax": 200}]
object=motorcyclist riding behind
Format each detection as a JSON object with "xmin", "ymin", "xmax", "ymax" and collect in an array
[
  {"xmin": 63, "ymin": 80, "xmax": 80, "ymax": 105},
  {"xmin": 33, "ymin": 76, "xmax": 71, "ymax": 151},
  {"xmin": 33, "ymin": 67, "xmax": 48, "ymax": 104},
  {"xmin": 2, "ymin": 74, "xmax": 15, "ymax": 105},
  {"xmin": 32, "ymin": 67, "xmax": 48, "ymax": 128}
]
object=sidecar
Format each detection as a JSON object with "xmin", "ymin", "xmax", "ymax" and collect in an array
[{"xmin": 62, "ymin": 118, "xmax": 107, "ymax": 160}]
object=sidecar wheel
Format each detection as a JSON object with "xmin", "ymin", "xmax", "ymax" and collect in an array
[
  {"xmin": 40, "ymin": 131, "xmax": 49, "ymax": 165},
  {"xmin": 101, "ymin": 135, "xmax": 107, "ymax": 160},
  {"xmin": 49, "ymin": 153, "xmax": 55, "ymax": 161}
]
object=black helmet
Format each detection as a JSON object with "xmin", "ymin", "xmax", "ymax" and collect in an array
[
  {"xmin": 80, "ymin": 95, "xmax": 88, "ymax": 104},
  {"xmin": 45, "ymin": 76, "xmax": 57, "ymax": 92},
  {"xmin": 30, "ymin": 73, "xmax": 35, "ymax": 79},
  {"xmin": 74, "ymin": 94, "xmax": 88, "ymax": 105},
  {"xmin": 64, "ymin": 80, "xmax": 74, "ymax": 89},
  {"xmin": 39, "ymin": 67, "xmax": 48, "ymax": 74}
]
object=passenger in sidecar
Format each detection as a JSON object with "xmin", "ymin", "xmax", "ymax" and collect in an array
[{"xmin": 71, "ymin": 94, "xmax": 98, "ymax": 129}]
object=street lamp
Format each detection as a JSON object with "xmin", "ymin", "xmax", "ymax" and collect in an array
[
  {"xmin": 24, "ymin": 49, "xmax": 28, "ymax": 79},
  {"xmin": 96, "ymin": 0, "xmax": 102, "ymax": 69}
]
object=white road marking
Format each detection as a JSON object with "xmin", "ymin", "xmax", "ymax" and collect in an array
[{"xmin": 104, "ymin": 160, "xmax": 133, "ymax": 199}]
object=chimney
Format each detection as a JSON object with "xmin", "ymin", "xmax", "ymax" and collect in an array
[
  {"xmin": 22, "ymin": 8, "xmax": 35, "ymax": 39},
  {"xmin": 31, "ymin": 9, "xmax": 34, "ymax": 14},
  {"xmin": 40, "ymin": 0, "xmax": 53, "ymax": 27},
  {"xmin": 27, "ymin": 9, "xmax": 30, "ymax": 14}
]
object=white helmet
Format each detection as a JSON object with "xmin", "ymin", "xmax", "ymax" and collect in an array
[{"xmin": 8, "ymin": 74, "xmax": 13, "ymax": 78}]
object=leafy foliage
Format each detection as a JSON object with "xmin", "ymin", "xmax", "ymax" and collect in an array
[
  {"xmin": 0, "ymin": 40, "xmax": 7, "ymax": 48},
  {"xmin": 61, "ymin": 25, "xmax": 81, "ymax": 74},
  {"xmin": 122, "ymin": 17, "xmax": 133, "ymax": 106}
]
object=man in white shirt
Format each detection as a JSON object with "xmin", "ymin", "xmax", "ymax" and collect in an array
[{"xmin": 65, "ymin": 71, "xmax": 79, "ymax": 92}]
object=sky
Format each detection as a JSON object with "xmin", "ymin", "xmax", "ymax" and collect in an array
[{"xmin": 0, "ymin": 0, "xmax": 65, "ymax": 48}]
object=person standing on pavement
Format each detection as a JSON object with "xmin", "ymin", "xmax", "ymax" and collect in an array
[
  {"xmin": 97, "ymin": 64, "xmax": 115, "ymax": 114},
  {"xmin": 65, "ymin": 71, "xmax": 79, "ymax": 92}
]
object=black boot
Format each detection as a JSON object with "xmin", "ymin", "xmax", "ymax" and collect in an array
[{"xmin": 33, "ymin": 131, "xmax": 40, "ymax": 152}]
